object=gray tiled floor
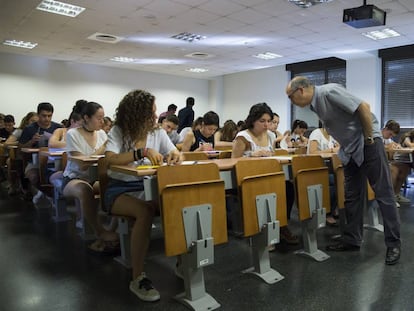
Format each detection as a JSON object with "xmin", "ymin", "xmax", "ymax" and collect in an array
[{"xmin": 0, "ymin": 183, "xmax": 413, "ymax": 311}]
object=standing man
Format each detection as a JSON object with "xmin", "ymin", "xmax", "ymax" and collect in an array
[
  {"xmin": 286, "ymin": 76, "xmax": 401, "ymax": 265},
  {"xmin": 177, "ymin": 97, "xmax": 195, "ymax": 133}
]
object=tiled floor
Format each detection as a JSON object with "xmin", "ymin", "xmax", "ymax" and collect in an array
[{"xmin": 0, "ymin": 182, "xmax": 413, "ymax": 311}]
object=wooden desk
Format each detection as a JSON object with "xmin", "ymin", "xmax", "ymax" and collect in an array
[{"xmin": 69, "ymin": 155, "xmax": 104, "ymax": 182}]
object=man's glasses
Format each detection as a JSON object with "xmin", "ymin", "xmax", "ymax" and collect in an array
[{"xmin": 288, "ymin": 88, "xmax": 300, "ymax": 99}]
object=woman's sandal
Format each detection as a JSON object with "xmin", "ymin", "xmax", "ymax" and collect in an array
[{"xmin": 88, "ymin": 239, "xmax": 120, "ymax": 255}]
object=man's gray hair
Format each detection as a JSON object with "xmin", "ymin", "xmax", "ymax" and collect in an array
[{"xmin": 290, "ymin": 76, "xmax": 313, "ymax": 89}]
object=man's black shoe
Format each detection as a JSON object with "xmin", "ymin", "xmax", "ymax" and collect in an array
[
  {"xmin": 326, "ymin": 242, "xmax": 360, "ymax": 252},
  {"xmin": 385, "ymin": 247, "xmax": 400, "ymax": 265}
]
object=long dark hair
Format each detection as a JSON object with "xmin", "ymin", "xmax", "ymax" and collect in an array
[{"xmin": 245, "ymin": 103, "xmax": 273, "ymax": 129}]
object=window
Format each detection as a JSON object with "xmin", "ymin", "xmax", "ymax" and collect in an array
[
  {"xmin": 286, "ymin": 57, "xmax": 346, "ymax": 130},
  {"xmin": 380, "ymin": 45, "xmax": 414, "ymax": 129}
]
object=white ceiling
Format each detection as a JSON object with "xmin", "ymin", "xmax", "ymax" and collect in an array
[{"xmin": 1, "ymin": 0, "xmax": 413, "ymax": 79}]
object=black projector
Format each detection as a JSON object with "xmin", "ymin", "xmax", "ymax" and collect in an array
[{"xmin": 343, "ymin": 4, "xmax": 386, "ymax": 28}]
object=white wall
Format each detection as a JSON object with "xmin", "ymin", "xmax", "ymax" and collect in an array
[
  {"xmin": 346, "ymin": 54, "xmax": 382, "ymax": 119},
  {"xmin": 0, "ymin": 52, "xmax": 382, "ymax": 131},
  {"xmin": 221, "ymin": 66, "xmax": 291, "ymax": 132},
  {"xmin": 0, "ymin": 52, "xmax": 210, "ymax": 123}
]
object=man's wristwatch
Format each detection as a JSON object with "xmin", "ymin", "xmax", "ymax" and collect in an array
[{"xmin": 365, "ymin": 136, "xmax": 374, "ymax": 144}]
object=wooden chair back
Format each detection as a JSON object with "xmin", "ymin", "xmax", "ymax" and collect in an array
[
  {"xmin": 218, "ymin": 151, "xmax": 232, "ymax": 159},
  {"xmin": 291, "ymin": 155, "xmax": 330, "ymax": 220},
  {"xmin": 234, "ymin": 158, "xmax": 287, "ymax": 237},
  {"xmin": 157, "ymin": 163, "xmax": 227, "ymax": 256},
  {"xmin": 273, "ymin": 149, "xmax": 289, "ymax": 156},
  {"xmin": 182, "ymin": 151, "xmax": 209, "ymax": 161}
]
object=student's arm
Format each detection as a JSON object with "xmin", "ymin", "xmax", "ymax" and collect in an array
[
  {"xmin": 48, "ymin": 128, "xmax": 66, "ymax": 149},
  {"xmin": 5, "ymin": 134, "xmax": 18, "ymax": 146},
  {"xmin": 232, "ymin": 136, "xmax": 248, "ymax": 158},
  {"xmin": 181, "ymin": 131, "xmax": 195, "ymax": 152},
  {"xmin": 404, "ymin": 137, "xmax": 414, "ymax": 148},
  {"xmin": 214, "ymin": 131, "xmax": 222, "ymax": 145}
]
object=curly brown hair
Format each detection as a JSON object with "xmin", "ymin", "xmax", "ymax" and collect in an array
[{"xmin": 114, "ymin": 90, "xmax": 155, "ymax": 146}]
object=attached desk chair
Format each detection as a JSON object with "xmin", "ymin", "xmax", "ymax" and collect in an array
[
  {"xmin": 234, "ymin": 158, "xmax": 287, "ymax": 284},
  {"xmin": 157, "ymin": 162, "xmax": 227, "ymax": 311},
  {"xmin": 291, "ymin": 155, "xmax": 330, "ymax": 262},
  {"xmin": 182, "ymin": 152, "xmax": 209, "ymax": 161}
]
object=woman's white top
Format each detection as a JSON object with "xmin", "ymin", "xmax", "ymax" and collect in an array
[
  {"xmin": 235, "ymin": 130, "xmax": 275, "ymax": 157},
  {"xmin": 63, "ymin": 128, "xmax": 107, "ymax": 181},
  {"xmin": 106, "ymin": 126, "xmax": 176, "ymax": 182},
  {"xmin": 307, "ymin": 128, "xmax": 337, "ymax": 154}
]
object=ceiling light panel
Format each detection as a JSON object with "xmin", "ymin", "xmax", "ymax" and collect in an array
[
  {"xmin": 252, "ymin": 52, "xmax": 283, "ymax": 60},
  {"xmin": 3, "ymin": 40, "xmax": 38, "ymax": 49},
  {"xmin": 36, "ymin": 0, "xmax": 85, "ymax": 17},
  {"xmin": 362, "ymin": 28, "xmax": 401, "ymax": 40},
  {"xmin": 110, "ymin": 57, "xmax": 137, "ymax": 63},
  {"xmin": 186, "ymin": 68, "xmax": 209, "ymax": 73},
  {"xmin": 171, "ymin": 32, "xmax": 207, "ymax": 43}
]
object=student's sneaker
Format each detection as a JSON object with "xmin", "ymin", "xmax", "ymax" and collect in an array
[
  {"xmin": 129, "ymin": 273, "xmax": 160, "ymax": 302},
  {"xmin": 396, "ymin": 194, "xmax": 411, "ymax": 204}
]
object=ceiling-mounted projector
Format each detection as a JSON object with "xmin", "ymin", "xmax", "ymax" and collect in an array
[{"xmin": 343, "ymin": 1, "xmax": 386, "ymax": 28}]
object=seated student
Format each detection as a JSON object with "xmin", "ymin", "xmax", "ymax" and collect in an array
[
  {"xmin": 382, "ymin": 120, "xmax": 401, "ymax": 151},
  {"xmin": 5, "ymin": 112, "xmax": 38, "ymax": 146},
  {"xmin": 49, "ymin": 100, "xmax": 86, "ymax": 149},
  {"xmin": 5, "ymin": 112, "xmax": 38, "ymax": 195},
  {"xmin": 18, "ymin": 103, "xmax": 62, "ymax": 204},
  {"xmin": 160, "ymin": 114, "xmax": 180, "ymax": 145},
  {"xmin": 280, "ymin": 119, "xmax": 308, "ymax": 149},
  {"xmin": 0, "ymin": 115, "xmax": 16, "ymax": 141},
  {"xmin": 62, "ymin": 101, "xmax": 115, "ymax": 247},
  {"xmin": 157, "ymin": 103, "xmax": 177, "ymax": 124},
  {"xmin": 179, "ymin": 116, "xmax": 203, "ymax": 144},
  {"xmin": 391, "ymin": 130, "xmax": 414, "ymax": 206},
  {"xmin": 102, "ymin": 116, "xmax": 113, "ymax": 134},
  {"xmin": 307, "ymin": 121, "xmax": 340, "ymax": 225},
  {"xmin": 104, "ymin": 89, "xmax": 182, "ymax": 302},
  {"xmin": 232, "ymin": 102, "xmax": 299, "ymax": 244},
  {"xmin": 181, "ymin": 111, "xmax": 219, "ymax": 152},
  {"xmin": 268, "ymin": 113, "xmax": 288, "ymax": 149},
  {"xmin": 214, "ymin": 119, "xmax": 238, "ymax": 144}
]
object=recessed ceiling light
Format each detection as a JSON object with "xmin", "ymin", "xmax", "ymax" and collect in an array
[
  {"xmin": 110, "ymin": 57, "xmax": 137, "ymax": 63},
  {"xmin": 252, "ymin": 52, "xmax": 283, "ymax": 60},
  {"xmin": 362, "ymin": 28, "xmax": 400, "ymax": 40},
  {"xmin": 3, "ymin": 39, "xmax": 38, "ymax": 49},
  {"xmin": 88, "ymin": 33, "xmax": 124, "ymax": 44},
  {"xmin": 171, "ymin": 32, "xmax": 207, "ymax": 43},
  {"xmin": 288, "ymin": 0, "xmax": 334, "ymax": 8},
  {"xmin": 186, "ymin": 68, "xmax": 209, "ymax": 73},
  {"xmin": 36, "ymin": 0, "xmax": 85, "ymax": 17}
]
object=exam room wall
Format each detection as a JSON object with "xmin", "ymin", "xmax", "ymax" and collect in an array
[{"xmin": 0, "ymin": 52, "xmax": 210, "ymax": 123}]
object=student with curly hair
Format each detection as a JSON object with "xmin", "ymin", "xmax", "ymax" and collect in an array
[{"xmin": 104, "ymin": 89, "xmax": 182, "ymax": 302}]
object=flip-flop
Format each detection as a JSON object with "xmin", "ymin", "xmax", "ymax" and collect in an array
[{"xmin": 88, "ymin": 239, "xmax": 120, "ymax": 255}]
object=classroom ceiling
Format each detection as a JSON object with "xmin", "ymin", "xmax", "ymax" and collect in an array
[{"xmin": 1, "ymin": 0, "xmax": 413, "ymax": 79}]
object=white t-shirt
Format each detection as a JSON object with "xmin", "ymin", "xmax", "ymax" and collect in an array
[
  {"xmin": 63, "ymin": 128, "xmax": 107, "ymax": 181},
  {"xmin": 307, "ymin": 128, "xmax": 337, "ymax": 154},
  {"xmin": 235, "ymin": 130, "xmax": 275, "ymax": 157},
  {"xmin": 106, "ymin": 126, "xmax": 176, "ymax": 181}
]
